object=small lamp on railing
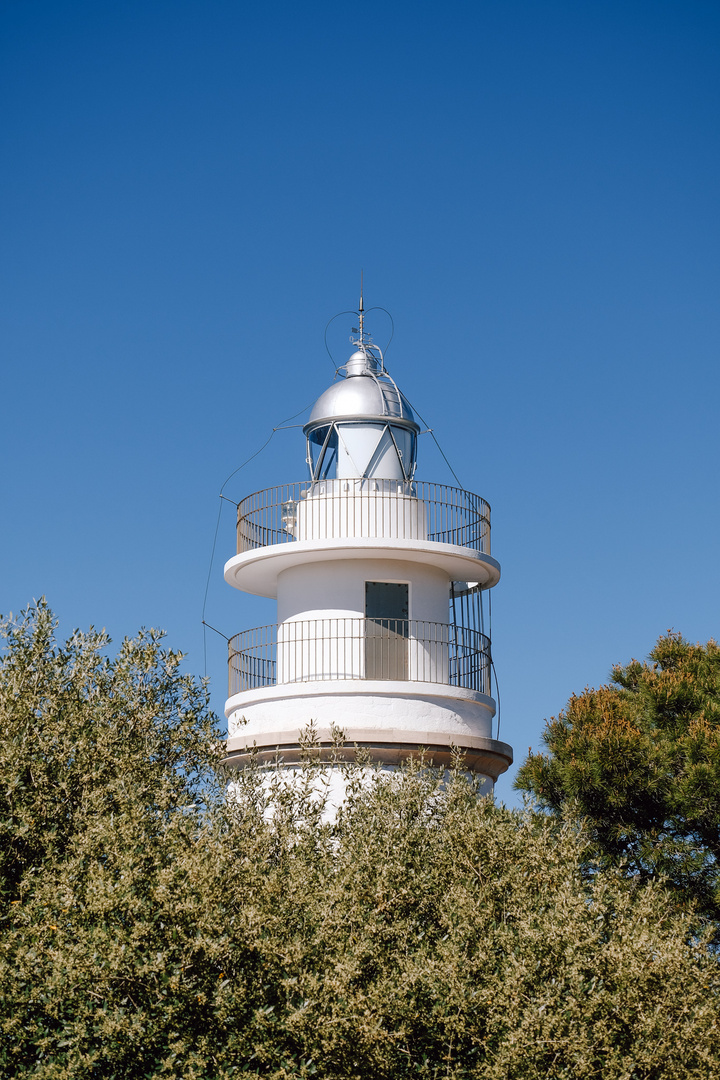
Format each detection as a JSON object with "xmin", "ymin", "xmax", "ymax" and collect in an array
[{"xmin": 281, "ymin": 499, "xmax": 298, "ymax": 533}]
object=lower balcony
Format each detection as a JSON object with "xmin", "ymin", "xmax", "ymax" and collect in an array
[{"xmin": 228, "ymin": 618, "xmax": 491, "ymax": 697}]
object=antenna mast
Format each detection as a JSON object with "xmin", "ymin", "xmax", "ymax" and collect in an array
[{"xmin": 358, "ymin": 270, "xmax": 364, "ymax": 344}]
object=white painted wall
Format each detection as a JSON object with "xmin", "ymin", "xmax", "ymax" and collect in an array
[
  {"xmin": 295, "ymin": 485, "xmax": 428, "ymax": 539},
  {"xmin": 227, "ymin": 682, "xmax": 495, "ymax": 740},
  {"xmin": 277, "ymin": 557, "xmax": 450, "ymax": 623}
]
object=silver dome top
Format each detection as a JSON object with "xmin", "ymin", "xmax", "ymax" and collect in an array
[
  {"xmin": 304, "ymin": 306, "xmax": 419, "ymax": 482},
  {"xmin": 305, "ymin": 375, "xmax": 418, "ymax": 430},
  {"xmin": 304, "ymin": 347, "xmax": 419, "ymax": 434}
]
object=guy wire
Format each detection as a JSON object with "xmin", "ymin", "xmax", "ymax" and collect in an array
[
  {"xmin": 487, "ymin": 588, "xmax": 501, "ymax": 740},
  {"xmin": 491, "ymin": 659, "xmax": 501, "ymax": 741},
  {"xmin": 202, "ymin": 397, "xmax": 317, "ymax": 677},
  {"xmin": 402, "ymin": 394, "xmax": 464, "ymax": 489}
]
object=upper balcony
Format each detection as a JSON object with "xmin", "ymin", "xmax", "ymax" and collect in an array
[{"xmin": 235, "ymin": 479, "xmax": 491, "ymax": 555}]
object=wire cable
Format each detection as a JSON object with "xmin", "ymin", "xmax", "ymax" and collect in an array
[
  {"xmin": 487, "ymin": 587, "xmax": 501, "ymax": 740},
  {"xmin": 324, "ymin": 311, "xmax": 358, "ymax": 369},
  {"xmin": 401, "ymin": 394, "xmax": 464, "ymax": 489},
  {"xmin": 491, "ymin": 658, "xmax": 502, "ymax": 741},
  {"xmin": 363, "ymin": 306, "xmax": 395, "ymax": 357},
  {"xmin": 202, "ymin": 499, "xmax": 225, "ymax": 676},
  {"xmin": 201, "ymin": 398, "xmax": 317, "ymax": 676}
]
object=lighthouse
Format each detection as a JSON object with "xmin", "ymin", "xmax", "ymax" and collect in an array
[{"xmin": 223, "ymin": 302, "xmax": 512, "ymax": 793}]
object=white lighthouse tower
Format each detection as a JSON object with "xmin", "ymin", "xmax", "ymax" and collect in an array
[{"xmin": 224, "ymin": 302, "xmax": 512, "ymax": 793}]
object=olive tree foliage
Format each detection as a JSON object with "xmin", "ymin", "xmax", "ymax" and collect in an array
[
  {"xmin": 0, "ymin": 601, "xmax": 231, "ymax": 1077},
  {"xmin": 515, "ymin": 633, "xmax": 720, "ymax": 927},
  {"xmin": 1, "ymin": 605, "xmax": 718, "ymax": 1080}
]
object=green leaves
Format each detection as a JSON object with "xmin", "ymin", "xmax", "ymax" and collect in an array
[
  {"xmin": 516, "ymin": 632, "xmax": 720, "ymax": 929},
  {"xmin": 1, "ymin": 607, "xmax": 718, "ymax": 1078}
]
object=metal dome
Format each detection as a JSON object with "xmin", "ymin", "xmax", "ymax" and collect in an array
[
  {"xmin": 305, "ymin": 372, "xmax": 419, "ymax": 431},
  {"xmin": 304, "ymin": 346, "xmax": 420, "ymax": 483}
]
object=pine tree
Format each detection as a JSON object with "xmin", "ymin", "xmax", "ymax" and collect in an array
[{"xmin": 516, "ymin": 632, "xmax": 720, "ymax": 927}]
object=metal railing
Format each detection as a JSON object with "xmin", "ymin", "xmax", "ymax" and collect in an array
[
  {"xmin": 236, "ymin": 480, "xmax": 491, "ymax": 555},
  {"xmin": 228, "ymin": 619, "xmax": 491, "ymax": 697}
]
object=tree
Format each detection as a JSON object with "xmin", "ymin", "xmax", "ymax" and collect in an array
[
  {"xmin": 515, "ymin": 632, "xmax": 720, "ymax": 927},
  {"xmin": 1, "ymin": 606, "xmax": 718, "ymax": 1079},
  {"xmin": 254, "ymin": 769, "xmax": 719, "ymax": 1079},
  {"xmin": 0, "ymin": 601, "xmax": 243, "ymax": 1077}
]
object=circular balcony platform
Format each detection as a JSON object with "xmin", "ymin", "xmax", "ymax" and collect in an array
[{"xmin": 225, "ymin": 537, "xmax": 500, "ymax": 597}]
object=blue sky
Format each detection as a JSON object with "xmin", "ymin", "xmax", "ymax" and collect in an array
[{"xmin": 2, "ymin": 0, "xmax": 719, "ymax": 801}]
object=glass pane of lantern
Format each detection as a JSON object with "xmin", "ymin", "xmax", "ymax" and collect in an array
[
  {"xmin": 308, "ymin": 426, "xmax": 338, "ymax": 480},
  {"xmin": 336, "ymin": 422, "xmax": 411, "ymax": 480},
  {"xmin": 393, "ymin": 428, "xmax": 416, "ymax": 478}
]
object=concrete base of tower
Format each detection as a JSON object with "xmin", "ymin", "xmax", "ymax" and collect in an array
[
  {"xmin": 227, "ymin": 761, "xmax": 499, "ymax": 824},
  {"xmin": 224, "ymin": 680, "xmax": 513, "ymax": 783}
]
